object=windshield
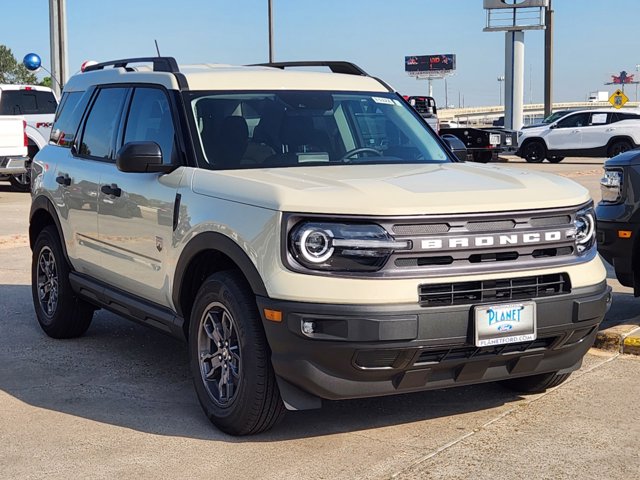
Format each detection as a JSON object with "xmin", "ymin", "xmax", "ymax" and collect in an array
[
  {"xmin": 543, "ymin": 110, "xmax": 574, "ymax": 124},
  {"xmin": 186, "ymin": 91, "xmax": 450, "ymax": 169}
]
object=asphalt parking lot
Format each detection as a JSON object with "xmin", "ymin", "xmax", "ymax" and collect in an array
[{"xmin": 1, "ymin": 158, "xmax": 639, "ymax": 479}]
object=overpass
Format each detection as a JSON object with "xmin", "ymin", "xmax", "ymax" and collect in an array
[{"xmin": 438, "ymin": 101, "xmax": 640, "ymax": 124}]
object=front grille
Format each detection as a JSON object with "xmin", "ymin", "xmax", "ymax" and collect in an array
[
  {"xmin": 418, "ymin": 273, "xmax": 570, "ymax": 307},
  {"xmin": 415, "ymin": 336, "xmax": 557, "ymax": 365}
]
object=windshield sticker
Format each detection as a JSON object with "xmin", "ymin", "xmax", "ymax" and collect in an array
[
  {"xmin": 372, "ymin": 96, "xmax": 396, "ymax": 105},
  {"xmin": 591, "ymin": 113, "xmax": 607, "ymax": 125},
  {"xmin": 393, "ymin": 99, "xmax": 403, "ymax": 107}
]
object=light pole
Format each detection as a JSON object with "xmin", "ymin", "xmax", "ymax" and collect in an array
[
  {"xmin": 268, "ymin": 0, "xmax": 274, "ymax": 62},
  {"xmin": 497, "ymin": 75, "xmax": 505, "ymax": 106}
]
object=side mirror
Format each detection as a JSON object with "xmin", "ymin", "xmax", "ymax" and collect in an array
[
  {"xmin": 116, "ymin": 141, "xmax": 173, "ymax": 173},
  {"xmin": 549, "ymin": 123, "xmax": 557, "ymax": 129}
]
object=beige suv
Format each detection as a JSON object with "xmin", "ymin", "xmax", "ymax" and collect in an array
[{"xmin": 29, "ymin": 57, "xmax": 610, "ymax": 435}]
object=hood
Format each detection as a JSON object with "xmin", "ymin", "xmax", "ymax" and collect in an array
[{"xmin": 191, "ymin": 163, "xmax": 591, "ymax": 216}]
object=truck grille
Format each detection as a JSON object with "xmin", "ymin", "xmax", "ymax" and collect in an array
[{"xmin": 418, "ymin": 273, "xmax": 570, "ymax": 307}]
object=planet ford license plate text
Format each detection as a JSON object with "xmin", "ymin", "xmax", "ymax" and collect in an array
[{"xmin": 474, "ymin": 302, "xmax": 536, "ymax": 347}]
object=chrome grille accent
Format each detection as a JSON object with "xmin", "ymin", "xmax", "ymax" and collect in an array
[
  {"xmin": 392, "ymin": 223, "xmax": 450, "ymax": 235},
  {"xmin": 466, "ymin": 220, "xmax": 516, "ymax": 231}
]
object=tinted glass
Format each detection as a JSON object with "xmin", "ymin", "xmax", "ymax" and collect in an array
[
  {"xmin": 187, "ymin": 91, "xmax": 449, "ymax": 170},
  {"xmin": 123, "ymin": 88, "xmax": 176, "ymax": 164},
  {"xmin": 0, "ymin": 90, "xmax": 58, "ymax": 115},
  {"xmin": 80, "ymin": 88, "xmax": 128, "ymax": 159},
  {"xmin": 50, "ymin": 91, "xmax": 88, "ymax": 146},
  {"xmin": 556, "ymin": 112, "xmax": 590, "ymax": 128}
]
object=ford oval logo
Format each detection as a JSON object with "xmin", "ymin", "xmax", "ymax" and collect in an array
[{"xmin": 497, "ymin": 324, "xmax": 513, "ymax": 332}]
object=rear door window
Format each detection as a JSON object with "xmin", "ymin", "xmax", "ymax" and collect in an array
[
  {"xmin": 0, "ymin": 90, "xmax": 58, "ymax": 115},
  {"xmin": 79, "ymin": 88, "xmax": 128, "ymax": 159}
]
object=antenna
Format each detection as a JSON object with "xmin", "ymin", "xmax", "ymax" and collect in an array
[{"xmin": 154, "ymin": 40, "xmax": 161, "ymax": 57}]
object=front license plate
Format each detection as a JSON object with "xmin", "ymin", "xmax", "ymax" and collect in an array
[
  {"xmin": 489, "ymin": 133, "xmax": 501, "ymax": 145},
  {"xmin": 474, "ymin": 302, "xmax": 536, "ymax": 347}
]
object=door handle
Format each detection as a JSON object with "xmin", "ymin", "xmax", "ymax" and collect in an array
[
  {"xmin": 101, "ymin": 183, "xmax": 122, "ymax": 197},
  {"xmin": 606, "ymin": 128, "xmax": 615, "ymax": 132},
  {"xmin": 571, "ymin": 130, "xmax": 580, "ymax": 134},
  {"xmin": 55, "ymin": 174, "xmax": 71, "ymax": 186}
]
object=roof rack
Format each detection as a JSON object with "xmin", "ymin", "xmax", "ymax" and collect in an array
[
  {"xmin": 251, "ymin": 61, "xmax": 369, "ymax": 76},
  {"xmin": 83, "ymin": 57, "xmax": 180, "ymax": 73}
]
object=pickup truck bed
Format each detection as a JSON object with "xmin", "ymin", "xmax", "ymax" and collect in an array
[{"xmin": 0, "ymin": 116, "xmax": 29, "ymax": 190}]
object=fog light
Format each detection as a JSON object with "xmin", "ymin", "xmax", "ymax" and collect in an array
[{"xmin": 302, "ymin": 321, "xmax": 316, "ymax": 335}]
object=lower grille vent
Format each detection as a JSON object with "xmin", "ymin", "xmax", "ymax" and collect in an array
[
  {"xmin": 419, "ymin": 273, "xmax": 570, "ymax": 307},
  {"xmin": 415, "ymin": 336, "xmax": 557, "ymax": 365}
]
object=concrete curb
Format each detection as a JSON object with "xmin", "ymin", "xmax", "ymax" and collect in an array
[{"xmin": 594, "ymin": 324, "xmax": 640, "ymax": 355}]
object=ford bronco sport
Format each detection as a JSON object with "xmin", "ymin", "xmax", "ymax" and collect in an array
[{"xmin": 30, "ymin": 57, "xmax": 610, "ymax": 435}]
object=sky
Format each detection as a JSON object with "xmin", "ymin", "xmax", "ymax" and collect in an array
[{"xmin": 3, "ymin": 0, "xmax": 640, "ymax": 107}]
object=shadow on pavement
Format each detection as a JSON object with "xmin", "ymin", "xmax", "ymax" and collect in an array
[{"xmin": 0, "ymin": 284, "xmax": 524, "ymax": 443}]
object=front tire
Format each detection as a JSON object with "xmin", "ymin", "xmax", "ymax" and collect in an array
[
  {"xmin": 522, "ymin": 141, "xmax": 546, "ymax": 163},
  {"xmin": 501, "ymin": 371, "xmax": 571, "ymax": 394},
  {"xmin": 189, "ymin": 271, "xmax": 285, "ymax": 435},
  {"xmin": 31, "ymin": 226, "xmax": 94, "ymax": 338}
]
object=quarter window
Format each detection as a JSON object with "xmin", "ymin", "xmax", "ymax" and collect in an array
[
  {"xmin": 79, "ymin": 88, "xmax": 128, "ymax": 159},
  {"xmin": 123, "ymin": 88, "xmax": 176, "ymax": 164}
]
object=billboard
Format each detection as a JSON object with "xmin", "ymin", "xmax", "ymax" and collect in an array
[{"xmin": 405, "ymin": 54, "xmax": 456, "ymax": 74}]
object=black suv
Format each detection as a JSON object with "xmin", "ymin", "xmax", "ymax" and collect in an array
[{"xmin": 597, "ymin": 149, "xmax": 640, "ymax": 293}]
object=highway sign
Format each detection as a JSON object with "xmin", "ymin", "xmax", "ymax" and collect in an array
[{"xmin": 609, "ymin": 89, "xmax": 629, "ymax": 109}]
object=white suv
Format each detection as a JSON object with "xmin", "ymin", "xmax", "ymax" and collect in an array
[
  {"xmin": 518, "ymin": 108, "xmax": 640, "ymax": 163},
  {"xmin": 30, "ymin": 57, "xmax": 610, "ymax": 435}
]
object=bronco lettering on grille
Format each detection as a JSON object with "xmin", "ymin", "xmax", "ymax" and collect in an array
[{"xmin": 420, "ymin": 230, "xmax": 573, "ymax": 250}]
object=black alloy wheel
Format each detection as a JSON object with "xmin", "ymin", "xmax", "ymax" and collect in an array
[
  {"xmin": 31, "ymin": 226, "xmax": 94, "ymax": 338},
  {"xmin": 522, "ymin": 141, "xmax": 546, "ymax": 163},
  {"xmin": 608, "ymin": 140, "xmax": 632, "ymax": 158},
  {"xmin": 189, "ymin": 271, "xmax": 285, "ymax": 435}
]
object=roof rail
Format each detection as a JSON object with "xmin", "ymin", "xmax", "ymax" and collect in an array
[
  {"xmin": 83, "ymin": 57, "xmax": 180, "ymax": 73},
  {"xmin": 251, "ymin": 61, "xmax": 369, "ymax": 76}
]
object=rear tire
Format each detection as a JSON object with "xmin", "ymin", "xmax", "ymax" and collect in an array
[
  {"xmin": 522, "ymin": 141, "xmax": 546, "ymax": 163},
  {"xmin": 501, "ymin": 371, "xmax": 571, "ymax": 394},
  {"xmin": 189, "ymin": 270, "xmax": 285, "ymax": 435},
  {"xmin": 546, "ymin": 156, "xmax": 565, "ymax": 163},
  {"xmin": 472, "ymin": 151, "xmax": 493, "ymax": 163},
  {"xmin": 9, "ymin": 171, "xmax": 30, "ymax": 192},
  {"xmin": 608, "ymin": 140, "xmax": 632, "ymax": 158},
  {"xmin": 31, "ymin": 226, "xmax": 94, "ymax": 338}
]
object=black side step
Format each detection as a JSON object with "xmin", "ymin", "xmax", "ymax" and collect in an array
[{"xmin": 69, "ymin": 272, "xmax": 185, "ymax": 340}]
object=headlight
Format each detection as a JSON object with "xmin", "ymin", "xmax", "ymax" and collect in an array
[
  {"xmin": 574, "ymin": 207, "xmax": 596, "ymax": 254},
  {"xmin": 289, "ymin": 222, "xmax": 411, "ymax": 272},
  {"xmin": 600, "ymin": 169, "xmax": 623, "ymax": 203}
]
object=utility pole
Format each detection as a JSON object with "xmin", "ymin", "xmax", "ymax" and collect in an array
[
  {"xmin": 268, "ymin": 0, "xmax": 274, "ymax": 62},
  {"xmin": 544, "ymin": 0, "xmax": 553, "ymax": 117},
  {"xmin": 49, "ymin": 0, "xmax": 68, "ymax": 97}
]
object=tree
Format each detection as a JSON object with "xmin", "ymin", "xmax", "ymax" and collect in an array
[
  {"xmin": 40, "ymin": 77, "xmax": 52, "ymax": 88},
  {"xmin": 0, "ymin": 45, "xmax": 38, "ymax": 84}
]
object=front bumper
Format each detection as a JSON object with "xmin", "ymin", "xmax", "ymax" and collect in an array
[
  {"xmin": 0, "ymin": 156, "xmax": 28, "ymax": 175},
  {"xmin": 596, "ymin": 217, "xmax": 638, "ymax": 288},
  {"xmin": 258, "ymin": 281, "xmax": 610, "ymax": 404}
]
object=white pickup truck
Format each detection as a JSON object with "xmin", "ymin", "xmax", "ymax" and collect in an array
[
  {"xmin": 0, "ymin": 115, "xmax": 29, "ymax": 191},
  {"xmin": 0, "ymin": 85, "xmax": 58, "ymax": 191}
]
